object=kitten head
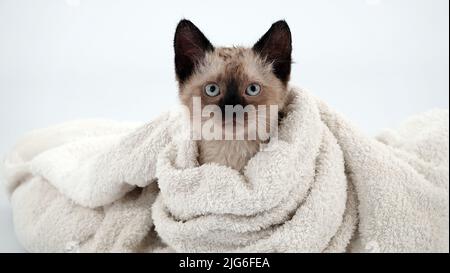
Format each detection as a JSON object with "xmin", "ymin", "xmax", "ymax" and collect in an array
[{"xmin": 174, "ymin": 19, "xmax": 292, "ymax": 140}]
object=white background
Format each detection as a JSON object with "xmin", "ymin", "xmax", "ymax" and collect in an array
[{"xmin": 0, "ymin": 0, "xmax": 448, "ymax": 252}]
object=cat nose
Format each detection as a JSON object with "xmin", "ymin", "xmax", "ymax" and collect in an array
[
  {"xmin": 219, "ymin": 95, "xmax": 245, "ymax": 115},
  {"xmin": 221, "ymin": 79, "xmax": 244, "ymax": 109},
  {"xmin": 223, "ymin": 93, "xmax": 243, "ymax": 107}
]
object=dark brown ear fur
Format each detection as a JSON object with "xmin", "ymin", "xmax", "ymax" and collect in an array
[
  {"xmin": 174, "ymin": 19, "xmax": 214, "ymax": 84},
  {"xmin": 253, "ymin": 20, "xmax": 292, "ymax": 83}
]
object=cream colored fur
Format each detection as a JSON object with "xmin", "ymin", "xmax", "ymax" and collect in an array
[
  {"xmin": 1, "ymin": 87, "xmax": 448, "ymax": 253},
  {"xmin": 179, "ymin": 47, "xmax": 289, "ymax": 171},
  {"xmin": 197, "ymin": 140, "xmax": 260, "ymax": 171}
]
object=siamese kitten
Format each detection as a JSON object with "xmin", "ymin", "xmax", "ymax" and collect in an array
[{"xmin": 174, "ymin": 19, "xmax": 292, "ymax": 171}]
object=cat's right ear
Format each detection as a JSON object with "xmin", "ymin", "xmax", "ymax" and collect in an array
[
  {"xmin": 253, "ymin": 20, "xmax": 292, "ymax": 84},
  {"xmin": 174, "ymin": 19, "xmax": 214, "ymax": 84}
]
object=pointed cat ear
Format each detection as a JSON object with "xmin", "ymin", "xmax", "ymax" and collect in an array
[
  {"xmin": 253, "ymin": 20, "xmax": 292, "ymax": 83},
  {"xmin": 174, "ymin": 19, "xmax": 214, "ymax": 84}
]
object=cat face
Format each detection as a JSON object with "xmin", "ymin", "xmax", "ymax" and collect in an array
[{"xmin": 174, "ymin": 20, "xmax": 292, "ymax": 140}]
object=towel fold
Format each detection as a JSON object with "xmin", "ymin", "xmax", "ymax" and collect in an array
[{"xmin": 2, "ymin": 88, "xmax": 448, "ymax": 252}]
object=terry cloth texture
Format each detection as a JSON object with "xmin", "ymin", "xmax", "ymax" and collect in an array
[{"xmin": 2, "ymin": 88, "xmax": 449, "ymax": 253}]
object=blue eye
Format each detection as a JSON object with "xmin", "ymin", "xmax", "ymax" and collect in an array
[
  {"xmin": 245, "ymin": 83, "xmax": 261, "ymax": 96},
  {"xmin": 204, "ymin": 83, "xmax": 220, "ymax": 97}
]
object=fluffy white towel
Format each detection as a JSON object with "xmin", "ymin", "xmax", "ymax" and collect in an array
[{"xmin": 2, "ymin": 88, "xmax": 448, "ymax": 253}]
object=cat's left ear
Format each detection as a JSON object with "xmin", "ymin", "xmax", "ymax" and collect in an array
[
  {"xmin": 174, "ymin": 19, "xmax": 214, "ymax": 84},
  {"xmin": 253, "ymin": 20, "xmax": 292, "ymax": 83}
]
